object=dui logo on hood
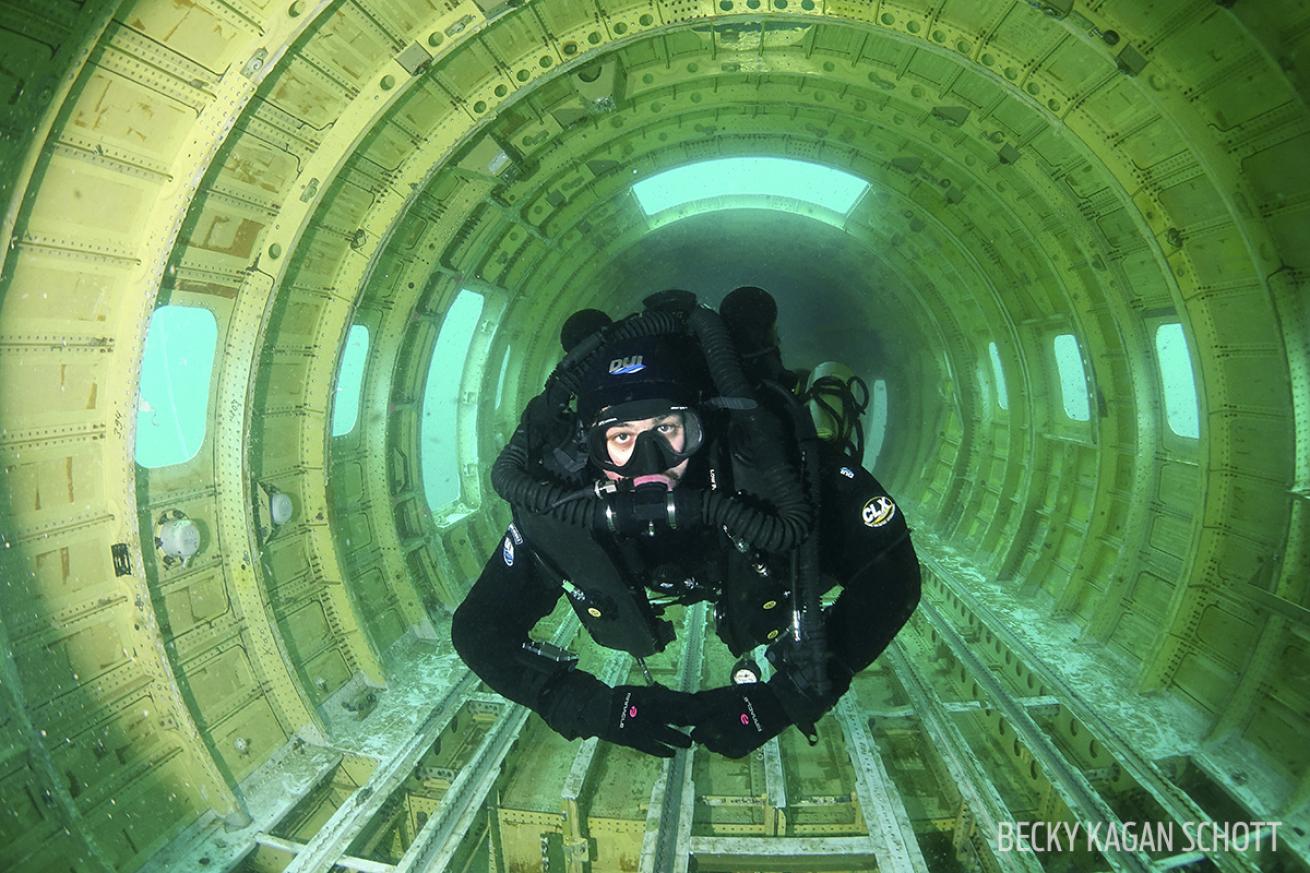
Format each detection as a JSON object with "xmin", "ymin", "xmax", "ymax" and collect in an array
[
  {"xmin": 861, "ymin": 496, "xmax": 897, "ymax": 528},
  {"xmin": 608, "ymin": 355, "xmax": 645, "ymax": 375}
]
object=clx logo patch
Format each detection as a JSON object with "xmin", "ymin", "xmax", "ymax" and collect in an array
[
  {"xmin": 861, "ymin": 496, "xmax": 897, "ymax": 528},
  {"xmin": 502, "ymin": 536, "xmax": 515, "ymax": 566},
  {"xmin": 609, "ymin": 355, "xmax": 645, "ymax": 375}
]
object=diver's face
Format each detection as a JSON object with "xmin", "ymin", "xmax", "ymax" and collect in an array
[{"xmin": 602, "ymin": 412, "xmax": 690, "ymax": 488}]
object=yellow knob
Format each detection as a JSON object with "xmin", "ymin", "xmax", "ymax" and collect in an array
[
  {"xmin": 762, "ymin": 600, "xmax": 777, "ymax": 610},
  {"xmin": 587, "ymin": 607, "xmax": 602, "ymax": 618},
  {"xmin": 767, "ymin": 629, "xmax": 779, "ymax": 640}
]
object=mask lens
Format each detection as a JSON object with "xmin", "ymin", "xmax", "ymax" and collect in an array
[{"xmin": 588, "ymin": 408, "xmax": 702, "ymax": 473}]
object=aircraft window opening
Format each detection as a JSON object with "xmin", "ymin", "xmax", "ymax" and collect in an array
[
  {"xmin": 331, "ymin": 325, "xmax": 369, "ymax": 437},
  {"xmin": 421, "ymin": 289, "xmax": 485, "ymax": 513},
  {"xmin": 864, "ymin": 378, "xmax": 888, "ymax": 473},
  {"xmin": 135, "ymin": 305, "xmax": 219, "ymax": 469},
  {"xmin": 988, "ymin": 341, "xmax": 1009, "ymax": 409},
  {"xmin": 631, "ymin": 156, "xmax": 871, "ymax": 216},
  {"xmin": 493, "ymin": 345, "xmax": 511, "ymax": 410},
  {"xmin": 1052, "ymin": 333, "xmax": 1091, "ymax": 421},
  {"xmin": 1154, "ymin": 322, "xmax": 1200, "ymax": 439}
]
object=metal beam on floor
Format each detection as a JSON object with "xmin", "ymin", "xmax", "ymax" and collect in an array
[
  {"xmin": 639, "ymin": 603, "xmax": 707, "ymax": 873},
  {"xmin": 835, "ymin": 693, "xmax": 931, "ymax": 871},
  {"xmin": 921, "ymin": 549, "xmax": 1262, "ymax": 873}
]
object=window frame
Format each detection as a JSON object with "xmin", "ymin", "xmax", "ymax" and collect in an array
[
  {"xmin": 135, "ymin": 304, "xmax": 220, "ymax": 469},
  {"xmin": 1047, "ymin": 330, "xmax": 1096, "ymax": 445},
  {"xmin": 331, "ymin": 323, "xmax": 370, "ymax": 438},
  {"xmin": 1150, "ymin": 318, "xmax": 1201, "ymax": 446}
]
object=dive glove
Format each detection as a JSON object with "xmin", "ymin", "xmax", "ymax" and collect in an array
[
  {"xmin": 589, "ymin": 684, "xmax": 700, "ymax": 758},
  {"xmin": 688, "ymin": 682, "xmax": 791, "ymax": 758}
]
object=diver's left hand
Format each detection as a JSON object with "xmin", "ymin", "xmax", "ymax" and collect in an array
[{"xmin": 687, "ymin": 683, "xmax": 791, "ymax": 758}]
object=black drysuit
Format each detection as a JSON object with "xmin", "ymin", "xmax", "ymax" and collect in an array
[{"xmin": 450, "ymin": 439, "xmax": 922, "ymax": 741}]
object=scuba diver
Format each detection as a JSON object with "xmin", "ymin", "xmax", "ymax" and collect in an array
[{"xmin": 450, "ymin": 288, "xmax": 920, "ymax": 758}]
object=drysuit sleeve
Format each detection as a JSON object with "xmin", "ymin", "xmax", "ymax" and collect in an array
[
  {"xmin": 449, "ymin": 523, "xmax": 611, "ymax": 738},
  {"xmin": 817, "ymin": 447, "xmax": 922, "ymax": 692}
]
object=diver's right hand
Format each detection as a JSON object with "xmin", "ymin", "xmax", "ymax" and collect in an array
[{"xmin": 590, "ymin": 684, "xmax": 700, "ymax": 757}]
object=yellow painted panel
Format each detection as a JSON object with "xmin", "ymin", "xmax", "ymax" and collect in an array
[
  {"xmin": 309, "ymin": 7, "xmax": 392, "ymax": 88},
  {"xmin": 29, "ymin": 533, "xmax": 112, "ymax": 606},
  {"xmin": 1156, "ymin": 173, "xmax": 1228, "ymax": 226},
  {"xmin": 367, "ymin": 0, "xmax": 449, "ymax": 33},
  {"xmin": 986, "ymin": 4, "xmax": 1064, "ymax": 64},
  {"xmin": 1209, "ymin": 344, "xmax": 1288, "ymax": 405},
  {"xmin": 339, "ymin": 510, "xmax": 374, "ymax": 553},
  {"xmin": 990, "ymin": 94, "xmax": 1044, "ymax": 138},
  {"xmin": 264, "ymin": 359, "xmax": 311, "ymax": 408},
  {"xmin": 948, "ymin": 67, "xmax": 1006, "ymax": 110},
  {"xmin": 272, "ymin": 297, "xmax": 327, "ymax": 347},
  {"xmin": 936, "ymin": 0, "xmax": 1010, "ymax": 33},
  {"xmin": 1182, "ymin": 225, "xmax": 1254, "ymax": 286},
  {"xmin": 1028, "ymin": 127, "xmax": 1081, "ymax": 170},
  {"xmin": 217, "ymin": 132, "xmax": 303, "ymax": 199},
  {"xmin": 66, "ymin": 67, "xmax": 195, "ymax": 165},
  {"xmin": 1118, "ymin": 115, "xmax": 1186, "ymax": 170},
  {"xmin": 480, "ymin": 8, "xmax": 553, "ymax": 69},
  {"xmin": 0, "ymin": 764, "xmax": 53, "ymax": 858},
  {"xmin": 1264, "ymin": 206, "xmax": 1310, "ymax": 271},
  {"xmin": 391, "ymin": 80, "xmax": 462, "ymax": 138},
  {"xmin": 304, "ymin": 646, "xmax": 351, "ymax": 697},
  {"xmin": 187, "ymin": 645, "xmax": 257, "ymax": 723},
  {"xmin": 1106, "ymin": 610, "xmax": 1151, "ymax": 664},
  {"xmin": 159, "ymin": 569, "xmax": 232, "ymax": 637},
  {"xmin": 1148, "ymin": 513, "xmax": 1193, "ymax": 560},
  {"xmin": 284, "ymin": 599, "xmax": 330, "ymax": 658},
  {"xmin": 263, "ymin": 56, "xmax": 353, "ymax": 129},
  {"xmin": 1094, "ymin": 205, "xmax": 1139, "ymax": 250},
  {"xmin": 265, "ymin": 532, "xmax": 313, "ymax": 581},
  {"xmin": 1171, "ymin": 647, "xmax": 1228, "ymax": 716},
  {"xmin": 1242, "ymin": 128, "xmax": 1310, "ymax": 207},
  {"xmin": 51, "ymin": 696, "xmax": 166, "ymax": 805},
  {"xmin": 257, "ymin": 415, "xmax": 305, "ymax": 470},
  {"xmin": 333, "ymin": 460, "xmax": 365, "ymax": 500},
  {"xmin": 0, "ymin": 353, "xmax": 104, "ymax": 430},
  {"xmin": 1244, "ymin": 694, "xmax": 1309, "ymax": 777},
  {"xmin": 1077, "ymin": 76, "xmax": 1156, "ymax": 137},
  {"xmin": 1040, "ymin": 37, "xmax": 1112, "ymax": 98},
  {"xmin": 373, "ymin": 606, "xmax": 406, "ymax": 651},
  {"xmin": 1128, "ymin": 570, "xmax": 1174, "ymax": 619},
  {"xmin": 94, "ymin": 751, "xmax": 204, "ymax": 869},
  {"xmin": 1195, "ymin": 602, "xmax": 1258, "ymax": 669},
  {"xmin": 359, "ymin": 120, "xmax": 420, "ymax": 172},
  {"xmin": 179, "ymin": 196, "xmax": 270, "ymax": 261},
  {"xmin": 0, "ymin": 251, "xmax": 120, "ymax": 328},
  {"xmin": 1169, "ymin": 11, "xmax": 1291, "ymax": 131},
  {"xmin": 288, "ymin": 231, "xmax": 349, "ymax": 287},
  {"xmin": 905, "ymin": 49, "xmax": 958, "ymax": 87},
  {"xmin": 211, "ymin": 694, "xmax": 287, "ymax": 781},
  {"xmin": 25, "ymin": 154, "xmax": 155, "ymax": 254},
  {"xmin": 0, "ymin": 443, "xmax": 105, "ymax": 527},
  {"xmin": 1114, "ymin": 247, "xmax": 1169, "ymax": 300},
  {"xmin": 434, "ymin": 35, "xmax": 505, "ymax": 96},
  {"xmin": 15, "ymin": 617, "xmax": 128, "ymax": 705},
  {"xmin": 118, "ymin": 0, "xmax": 251, "ymax": 72}
]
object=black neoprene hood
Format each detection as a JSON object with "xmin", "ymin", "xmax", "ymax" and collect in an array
[{"xmin": 575, "ymin": 333, "xmax": 709, "ymax": 426}]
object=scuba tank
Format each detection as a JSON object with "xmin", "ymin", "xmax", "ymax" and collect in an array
[{"xmin": 802, "ymin": 361, "xmax": 871, "ymax": 461}]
